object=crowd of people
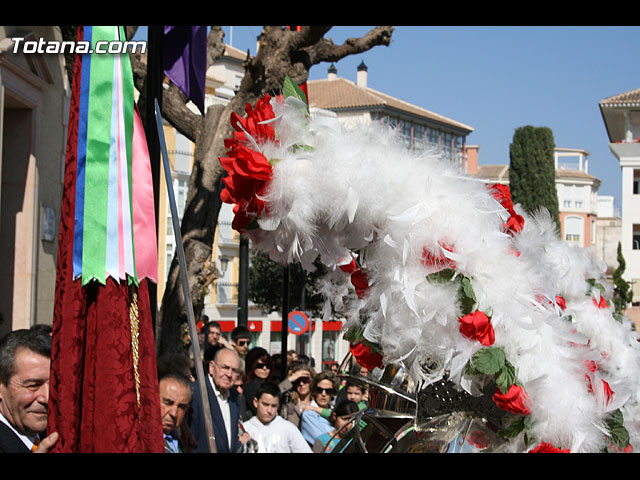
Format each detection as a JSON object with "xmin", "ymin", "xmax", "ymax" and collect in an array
[
  {"xmin": 0, "ymin": 321, "xmax": 367, "ymax": 453},
  {"xmin": 169, "ymin": 320, "xmax": 370, "ymax": 454}
]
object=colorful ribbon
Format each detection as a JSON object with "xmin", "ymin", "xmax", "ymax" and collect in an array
[{"xmin": 73, "ymin": 26, "xmax": 157, "ymax": 286}]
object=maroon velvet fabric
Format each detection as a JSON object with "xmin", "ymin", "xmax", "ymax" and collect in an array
[{"xmin": 47, "ymin": 26, "xmax": 164, "ymax": 453}]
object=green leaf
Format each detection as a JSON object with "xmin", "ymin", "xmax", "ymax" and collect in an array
[
  {"xmin": 459, "ymin": 276, "xmax": 477, "ymax": 315},
  {"xmin": 343, "ymin": 325, "xmax": 365, "ymax": 344},
  {"xmin": 426, "ymin": 268, "xmax": 456, "ymax": 284},
  {"xmin": 495, "ymin": 361, "xmax": 517, "ymax": 394},
  {"xmin": 607, "ymin": 409, "xmax": 630, "ymax": 448},
  {"xmin": 469, "ymin": 347, "xmax": 506, "ymax": 375},
  {"xmin": 500, "ymin": 416, "xmax": 526, "ymax": 439},
  {"xmin": 283, "ymin": 76, "xmax": 309, "ymax": 113},
  {"xmin": 461, "ymin": 276, "xmax": 476, "ymax": 302}
]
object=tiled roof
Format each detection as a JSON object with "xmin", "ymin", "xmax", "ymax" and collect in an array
[
  {"xmin": 600, "ymin": 88, "xmax": 640, "ymax": 107},
  {"xmin": 476, "ymin": 165, "xmax": 509, "ymax": 181},
  {"xmin": 307, "ymin": 77, "xmax": 474, "ymax": 133}
]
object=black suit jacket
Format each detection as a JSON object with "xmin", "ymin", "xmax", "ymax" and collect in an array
[
  {"xmin": 0, "ymin": 421, "xmax": 31, "ymax": 453},
  {"xmin": 189, "ymin": 377, "xmax": 241, "ymax": 453}
]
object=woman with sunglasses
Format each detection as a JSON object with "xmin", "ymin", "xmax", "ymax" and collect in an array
[
  {"xmin": 241, "ymin": 347, "xmax": 275, "ymax": 420},
  {"xmin": 299, "ymin": 371, "xmax": 339, "ymax": 445},
  {"xmin": 279, "ymin": 362, "xmax": 316, "ymax": 427}
]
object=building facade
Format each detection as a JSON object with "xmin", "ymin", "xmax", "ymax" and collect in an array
[
  {"xmin": 600, "ymin": 88, "xmax": 640, "ymax": 301},
  {"xmin": 0, "ymin": 27, "xmax": 70, "ymax": 338}
]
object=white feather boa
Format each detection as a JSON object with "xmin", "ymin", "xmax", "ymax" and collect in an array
[{"xmin": 222, "ymin": 93, "xmax": 640, "ymax": 452}]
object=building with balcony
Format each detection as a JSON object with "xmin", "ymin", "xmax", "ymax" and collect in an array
[
  {"xmin": 307, "ymin": 61, "xmax": 474, "ymax": 169},
  {"xmin": 600, "ymin": 88, "xmax": 640, "ymax": 302}
]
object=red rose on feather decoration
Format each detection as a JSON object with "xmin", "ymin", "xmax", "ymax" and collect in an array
[
  {"xmin": 339, "ymin": 259, "xmax": 370, "ymax": 299},
  {"xmin": 220, "ymin": 95, "xmax": 277, "ymax": 232},
  {"xmin": 458, "ymin": 311, "xmax": 495, "ymax": 346},
  {"xmin": 593, "ymin": 296, "xmax": 609, "ymax": 309},
  {"xmin": 528, "ymin": 442, "xmax": 570, "ymax": 453},
  {"xmin": 421, "ymin": 242, "xmax": 456, "ymax": 271},
  {"xmin": 492, "ymin": 384, "xmax": 531, "ymax": 416},
  {"xmin": 555, "ymin": 296, "xmax": 566, "ymax": 311},
  {"xmin": 350, "ymin": 342, "xmax": 383, "ymax": 371},
  {"xmin": 488, "ymin": 183, "xmax": 525, "ymax": 235}
]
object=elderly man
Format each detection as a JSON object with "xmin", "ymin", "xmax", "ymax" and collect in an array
[
  {"xmin": 0, "ymin": 328, "xmax": 58, "ymax": 453},
  {"xmin": 189, "ymin": 347, "xmax": 248, "ymax": 453},
  {"xmin": 159, "ymin": 372, "xmax": 193, "ymax": 453}
]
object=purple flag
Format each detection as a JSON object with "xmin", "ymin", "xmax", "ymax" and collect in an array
[{"xmin": 163, "ymin": 26, "xmax": 207, "ymax": 115}]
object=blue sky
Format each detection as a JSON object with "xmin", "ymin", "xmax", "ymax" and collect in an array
[{"xmin": 143, "ymin": 26, "xmax": 640, "ymax": 209}]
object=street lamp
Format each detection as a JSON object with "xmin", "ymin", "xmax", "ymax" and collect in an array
[{"xmin": 219, "ymin": 255, "xmax": 230, "ymax": 277}]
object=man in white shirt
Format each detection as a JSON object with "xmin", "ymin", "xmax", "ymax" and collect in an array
[{"xmin": 242, "ymin": 381, "xmax": 311, "ymax": 453}]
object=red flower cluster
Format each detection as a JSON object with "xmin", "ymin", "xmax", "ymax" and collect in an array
[
  {"xmin": 458, "ymin": 311, "xmax": 495, "ymax": 346},
  {"xmin": 421, "ymin": 242, "xmax": 456, "ymax": 271},
  {"xmin": 492, "ymin": 384, "xmax": 531, "ymax": 416},
  {"xmin": 350, "ymin": 342, "xmax": 383, "ymax": 370},
  {"xmin": 339, "ymin": 259, "xmax": 369, "ymax": 299},
  {"xmin": 592, "ymin": 296, "xmax": 609, "ymax": 309},
  {"xmin": 528, "ymin": 442, "xmax": 570, "ymax": 453},
  {"xmin": 488, "ymin": 184, "xmax": 525, "ymax": 235},
  {"xmin": 220, "ymin": 95, "xmax": 277, "ymax": 232},
  {"xmin": 585, "ymin": 360, "xmax": 614, "ymax": 406}
]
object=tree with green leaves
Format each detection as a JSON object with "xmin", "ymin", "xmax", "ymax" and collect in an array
[
  {"xmin": 508, "ymin": 126, "xmax": 560, "ymax": 231},
  {"xmin": 613, "ymin": 242, "xmax": 633, "ymax": 315},
  {"xmin": 248, "ymin": 250, "xmax": 327, "ymax": 317}
]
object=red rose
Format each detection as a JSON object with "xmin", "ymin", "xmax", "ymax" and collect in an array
[
  {"xmin": 528, "ymin": 442, "xmax": 570, "ymax": 453},
  {"xmin": 220, "ymin": 95, "xmax": 277, "ymax": 232},
  {"xmin": 421, "ymin": 242, "xmax": 456, "ymax": 271},
  {"xmin": 593, "ymin": 296, "xmax": 608, "ymax": 309},
  {"xmin": 458, "ymin": 311, "xmax": 495, "ymax": 346},
  {"xmin": 488, "ymin": 183, "xmax": 525, "ymax": 235},
  {"xmin": 555, "ymin": 296, "xmax": 567, "ymax": 311},
  {"xmin": 492, "ymin": 384, "xmax": 530, "ymax": 415},
  {"xmin": 339, "ymin": 259, "xmax": 369, "ymax": 298},
  {"xmin": 350, "ymin": 342, "xmax": 383, "ymax": 371}
]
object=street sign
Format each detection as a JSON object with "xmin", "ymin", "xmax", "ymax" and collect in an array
[{"xmin": 288, "ymin": 310, "xmax": 310, "ymax": 335}]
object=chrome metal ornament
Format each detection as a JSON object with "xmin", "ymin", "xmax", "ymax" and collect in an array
[{"xmin": 333, "ymin": 353, "xmax": 512, "ymax": 453}]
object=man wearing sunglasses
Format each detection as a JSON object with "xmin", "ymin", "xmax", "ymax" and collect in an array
[
  {"xmin": 299, "ymin": 371, "xmax": 338, "ymax": 445},
  {"xmin": 230, "ymin": 327, "xmax": 251, "ymax": 370}
]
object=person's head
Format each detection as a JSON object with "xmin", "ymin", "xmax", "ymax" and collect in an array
[
  {"xmin": 345, "ymin": 379, "xmax": 366, "ymax": 404},
  {"xmin": 329, "ymin": 362, "xmax": 339, "ymax": 374},
  {"xmin": 311, "ymin": 371, "xmax": 338, "ymax": 408},
  {"xmin": 0, "ymin": 328, "xmax": 52, "ymax": 436},
  {"xmin": 158, "ymin": 373, "xmax": 192, "ymax": 435},
  {"xmin": 203, "ymin": 321, "xmax": 222, "ymax": 347},
  {"xmin": 330, "ymin": 400, "xmax": 359, "ymax": 436},
  {"xmin": 231, "ymin": 326, "xmax": 251, "ymax": 357},
  {"xmin": 290, "ymin": 363, "xmax": 315, "ymax": 400},
  {"xmin": 252, "ymin": 381, "xmax": 281, "ymax": 425},
  {"xmin": 245, "ymin": 347, "xmax": 272, "ymax": 381},
  {"xmin": 209, "ymin": 348, "xmax": 241, "ymax": 392}
]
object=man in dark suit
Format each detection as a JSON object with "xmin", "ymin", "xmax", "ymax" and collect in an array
[
  {"xmin": 0, "ymin": 327, "xmax": 58, "ymax": 453},
  {"xmin": 189, "ymin": 347, "xmax": 247, "ymax": 453}
]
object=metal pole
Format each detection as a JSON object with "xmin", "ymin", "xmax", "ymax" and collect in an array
[
  {"xmin": 144, "ymin": 25, "xmax": 163, "ymax": 331},
  {"xmin": 281, "ymin": 264, "xmax": 290, "ymax": 381},
  {"xmin": 154, "ymin": 100, "xmax": 217, "ymax": 454},
  {"xmin": 237, "ymin": 235, "xmax": 249, "ymax": 328}
]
